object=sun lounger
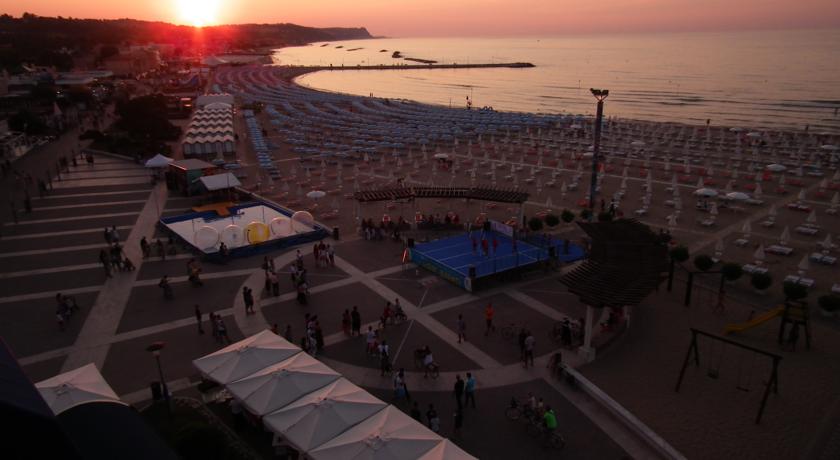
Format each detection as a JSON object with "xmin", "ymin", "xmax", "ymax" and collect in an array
[
  {"xmin": 810, "ymin": 253, "xmax": 837, "ymax": 265},
  {"xmin": 742, "ymin": 264, "xmax": 768, "ymax": 275},
  {"xmin": 767, "ymin": 245, "xmax": 794, "ymax": 255},
  {"xmin": 761, "ymin": 220, "xmax": 775, "ymax": 228},
  {"xmin": 833, "ymin": 284, "xmax": 840, "ymax": 294},
  {"xmin": 784, "ymin": 275, "xmax": 815, "ymax": 288},
  {"xmin": 734, "ymin": 238, "xmax": 750, "ymax": 247},
  {"xmin": 795, "ymin": 226, "xmax": 819, "ymax": 236},
  {"xmin": 635, "ymin": 208, "xmax": 648, "ymax": 216}
]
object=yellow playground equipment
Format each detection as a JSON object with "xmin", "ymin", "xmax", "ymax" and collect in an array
[
  {"xmin": 724, "ymin": 301, "xmax": 811, "ymax": 350},
  {"xmin": 724, "ymin": 306, "xmax": 785, "ymax": 334}
]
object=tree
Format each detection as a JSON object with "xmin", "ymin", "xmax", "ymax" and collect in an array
[
  {"xmin": 579, "ymin": 209, "xmax": 592, "ymax": 221},
  {"xmin": 721, "ymin": 263, "xmax": 743, "ymax": 282},
  {"xmin": 99, "ymin": 45, "xmax": 119, "ymax": 60},
  {"xmin": 670, "ymin": 246, "xmax": 689, "ymax": 263},
  {"xmin": 693, "ymin": 254, "xmax": 714, "ymax": 272},
  {"xmin": 528, "ymin": 217, "xmax": 544, "ymax": 232},
  {"xmin": 8, "ymin": 110, "xmax": 47, "ymax": 135},
  {"xmin": 544, "ymin": 213, "xmax": 560, "ymax": 228},
  {"xmin": 561, "ymin": 209, "xmax": 575, "ymax": 223},
  {"xmin": 597, "ymin": 211, "xmax": 613, "ymax": 222},
  {"xmin": 783, "ymin": 281, "xmax": 808, "ymax": 301},
  {"xmin": 751, "ymin": 272, "xmax": 772, "ymax": 292}
]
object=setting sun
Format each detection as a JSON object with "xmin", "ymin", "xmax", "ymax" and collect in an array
[{"xmin": 176, "ymin": 0, "xmax": 222, "ymax": 27}]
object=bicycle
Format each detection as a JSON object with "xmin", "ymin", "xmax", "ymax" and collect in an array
[
  {"xmin": 505, "ymin": 397, "xmax": 537, "ymax": 422},
  {"xmin": 526, "ymin": 419, "xmax": 566, "ymax": 450}
]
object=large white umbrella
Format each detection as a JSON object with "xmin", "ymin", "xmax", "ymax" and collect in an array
[
  {"xmin": 726, "ymin": 191, "xmax": 750, "ymax": 201},
  {"xmin": 307, "ymin": 190, "xmax": 327, "ymax": 200},
  {"xmin": 797, "ymin": 189, "xmax": 806, "ymax": 202},
  {"xmin": 417, "ymin": 440, "xmax": 476, "ymax": 460},
  {"xmin": 192, "ymin": 330, "xmax": 301, "ymax": 385},
  {"xmin": 144, "ymin": 154, "xmax": 174, "ymax": 168},
  {"xmin": 227, "ymin": 352, "xmax": 341, "ymax": 416},
  {"xmin": 806, "ymin": 209, "xmax": 818, "ymax": 224},
  {"xmin": 35, "ymin": 363, "xmax": 123, "ymax": 415},
  {"xmin": 262, "ymin": 378, "xmax": 387, "ymax": 452},
  {"xmin": 433, "ymin": 153, "xmax": 449, "ymax": 160},
  {"xmin": 694, "ymin": 188, "xmax": 718, "ymax": 198},
  {"xmin": 741, "ymin": 221, "xmax": 752, "ymax": 236},
  {"xmin": 780, "ymin": 226, "xmax": 790, "ymax": 245},
  {"xmin": 754, "ymin": 245, "xmax": 766, "ymax": 265},
  {"xmin": 766, "ymin": 163, "xmax": 786, "ymax": 172},
  {"xmin": 798, "ymin": 255, "xmax": 811, "ymax": 275},
  {"xmin": 309, "ymin": 406, "xmax": 444, "ymax": 460}
]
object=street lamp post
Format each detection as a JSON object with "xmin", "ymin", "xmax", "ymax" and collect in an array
[
  {"xmin": 588, "ymin": 89, "xmax": 609, "ymax": 219},
  {"xmin": 146, "ymin": 341, "xmax": 171, "ymax": 415}
]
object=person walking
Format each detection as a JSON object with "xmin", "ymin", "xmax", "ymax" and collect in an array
[
  {"xmin": 217, "ymin": 317, "xmax": 231, "ymax": 344},
  {"xmin": 209, "ymin": 313, "xmax": 218, "ymax": 341},
  {"xmin": 457, "ymin": 314, "xmax": 467, "ymax": 343},
  {"xmin": 327, "ymin": 244, "xmax": 335, "ymax": 266},
  {"xmin": 454, "ymin": 374, "xmax": 465, "ymax": 410},
  {"xmin": 452, "ymin": 408, "xmax": 463, "ymax": 439},
  {"xmin": 194, "ymin": 305, "xmax": 204, "ymax": 334},
  {"xmin": 140, "ymin": 236, "xmax": 150, "ymax": 259},
  {"xmin": 426, "ymin": 404, "xmax": 440, "ymax": 433},
  {"xmin": 379, "ymin": 340, "xmax": 390, "ymax": 376},
  {"xmin": 342, "ymin": 309, "xmax": 351, "ymax": 335},
  {"xmin": 351, "ymin": 306, "xmax": 361, "ymax": 336},
  {"xmin": 518, "ymin": 328, "xmax": 527, "ymax": 361},
  {"xmin": 103, "ymin": 227, "xmax": 113, "ymax": 245},
  {"xmin": 270, "ymin": 270, "xmax": 280, "ymax": 297},
  {"xmin": 365, "ymin": 326, "xmax": 377, "ymax": 356},
  {"xmin": 464, "ymin": 372, "xmax": 477, "ymax": 408},
  {"xmin": 98, "ymin": 249, "xmax": 112, "ymax": 278},
  {"xmin": 484, "ymin": 303, "xmax": 495, "ymax": 336},
  {"xmin": 410, "ymin": 401, "xmax": 422, "ymax": 421},
  {"xmin": 158, "ymin": 275, "xmax": 173, "ymax": 299},
  {"xmin": 524, "ymin": 331, "xmax": 536, "ymax": 368},
  {"xmin": 242, "ymin": 287, "xmax": 255, "ymax": 314}
]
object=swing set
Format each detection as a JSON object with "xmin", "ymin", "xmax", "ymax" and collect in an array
[{"xmin": 675, "ymin": 328, "xmax": 782, "ymax": 424}]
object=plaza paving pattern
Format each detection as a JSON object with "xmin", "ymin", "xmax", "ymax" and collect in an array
[{"xmin": 2, "ymin": 152, "xmax": 839, "ymax": 459}]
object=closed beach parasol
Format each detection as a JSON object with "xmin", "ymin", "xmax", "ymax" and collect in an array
[
  {"xmin": 694, "ymin": 188, "xmax": 718, "ymax": 197},
  {"xmin": 307, "ymin": 190, "xmax": 326, "ymax": 200},
  {"xmin": 780, "ymin": 226, "xmax": 790, "ymax": 245},
  {"xmin": 433, "ymin": 153, "xmax": 449, "ymax": 159},
  {"xmin": 766, "ymin": 164, "xmax": 786, "ymax": 172},
  {"xmin": 754, "ymin": 245, "xmax": 766, "ymax": 265}
]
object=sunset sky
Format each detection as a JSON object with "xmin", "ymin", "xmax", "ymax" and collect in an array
[{"xmin": 4, "ymin": 0, "xmax": 840, "ymax": 36}]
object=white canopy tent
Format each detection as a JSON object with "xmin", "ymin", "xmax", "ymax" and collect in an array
[
  {"xmin": 35, "ymin": 363, "xmax": 124, "ymax": 415},
  {"xmin": 192, "ymin": 330, "xmax": 301, "ymax": 385},
  {"xmin": 262, "ymin": 378, "xmax": 388, "ymax": 452},
  {"xmin": 196, "ymin": 173, "xmax": 242, "ymax": 191},
  {"xmin": 227, "ymin": 352, "xmax": 341, "ymax": 416},
  {"xmin": 144, "ymin": 153, "xmax": 174, "ymax": 169},
  {"xmin": 309, "ymin": 406, "xmax": 445, "ymax": 460},
  {"xmin": 418, "ymin": 440, "xmax": 476, "ymax": 460}
]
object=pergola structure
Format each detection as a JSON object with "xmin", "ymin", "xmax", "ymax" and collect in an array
[
  {"xmin": 560, "ymin": 219, "xmax": 669, "ymax": 361},
  {"xmin": 353, "ymin": 186, "xmax": 530, "ymax": 226}
]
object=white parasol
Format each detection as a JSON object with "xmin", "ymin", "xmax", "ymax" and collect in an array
[
  {"xmin": 192, "ymin": 330, "xmax": 301, "ymax": 385},
  {"xmin": 35, "ymin": 363, "xmax": 123, "ymax": 416}
]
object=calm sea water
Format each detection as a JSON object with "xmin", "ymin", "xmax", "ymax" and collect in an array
[{"xmin": 272, "ymin": 31, "xmax": 840, "ymax": 133}]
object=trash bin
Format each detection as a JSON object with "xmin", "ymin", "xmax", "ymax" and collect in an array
[{"xmin": 332, "ymin": 227, "xmax": 340, "ymax": 240}]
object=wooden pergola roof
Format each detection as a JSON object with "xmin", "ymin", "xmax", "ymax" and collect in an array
[
  {"xmin": 560, "ymin": 219, "xmax": 669, "ymax": 307},
  {"xmin": 354, "ymin": 186, "xmax": 529, "ymax": 204}
]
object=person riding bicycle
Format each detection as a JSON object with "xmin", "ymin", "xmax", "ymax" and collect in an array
[
  {"xmin": 542, "ymin": 406, "xmax": 558, "ymax": 436},
  {"xmin": 422, "ymin": 346, "xmax": 438, "ymax": 378},
  {"xmin": 394, "ymin": 300, "xmax": 407, "ymax": 322}
]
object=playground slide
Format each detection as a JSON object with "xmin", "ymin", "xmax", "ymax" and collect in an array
[{"xmin": 724, "ymin": 306, "xmax": 784, "ymax": 334}]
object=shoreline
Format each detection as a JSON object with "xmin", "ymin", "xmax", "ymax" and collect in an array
[{"xmin": 269, "ymin": 65, "xmax": 809, "ymax": 135}]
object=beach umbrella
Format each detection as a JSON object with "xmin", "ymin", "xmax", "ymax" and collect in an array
[
  {"xmin": 780, "ymin": 226, "xmax": 790, "ymax": 245},
  {"xmin": 308, "ymin": 405, "xmax": 444, "ymax": 460},
  {"xmin": 35, "ymin": 363, "xmax": 122, "ymax": 416},
  {"xmin": 754, "ymin": 183, "xmax": 763, "ymax": 198},
  {"xmin": 418, "ymin": 440, "xmax": 475, "ymax": 460},
  {"xmin": 797, "ymin": 255, "xmax": 811, "ymax": 276},
  {"xmin": 226, "ymin": 352, "xmax": 341, "ymax": 416},
  {"xmin": 768, "ymin": 204, "xmax": 777, "ymax": 218},
  {"xmin": 307, "ymin": 190, "xmax": 326, "ymax": 200},
  {"xmin": 620, "ymin": 177, "xmax": 628, "ymax": 190},
  {"xmin": 694, "ymin": 188, "xmax": 718, "ymax": 198},
  {"xmin": 545, "ymin": 196, "xmax": 554, "ymax": 209},
  {"xmin": 819, "ymin": 178, "xmax": 829, "ymax": 191},
  {"xmin": 192, "ymin": 330, "xmax": 301, "ymax": 385},
  {"xmin": 753, "ymin": 245, "xmax": 766, "ymax": 265},
  {"xmin": 667, "ymin": 214, "xmax": 678, "ymax": 228},
  {"xmin": 741, "ymin": 220, "xmax": 752, "ymax": 236},
  {"xmin": 797, "ymin": 189, "xmax": 806, "ymax": 202},
  {"xmin": 821, "ymin": 234, "xmax": 833, "ymax": 252},
  {"xmin": 832, "ymin": 170, "xmax": 840, "ymax": 182},
  {"xmin": 778, "ymin": 174, "xmax": 786, "ymax": 186},
  {"xmin": 831, "ymin": 192, "xmax": 839, "ymax": 208},
  {"xmin": 806, "ymin": 210, "xmax": 817, "ymax": 224},
  {"xmin": 714, "ymin": 239, "xmax": 725, "ymax": 259},
  {"xmin": 262, "ymin": 378, "xmax": 388, "ymax": 453},
  {"xmin": 726, "ymin": 192, "xmax": 750, "ymax": 201}
]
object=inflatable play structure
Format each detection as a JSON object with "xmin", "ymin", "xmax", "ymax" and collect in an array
[{"xmin": 160, "ymin": 201, "xmax": 328, "ymax": 259}]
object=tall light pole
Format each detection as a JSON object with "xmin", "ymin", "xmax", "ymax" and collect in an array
[
  {"xmin": 588, "ymin": 89, "xmax": 609, "ymax": 219},
  {"xmin": 146, "ymin": 341, "xmax": 171, "ymax": 416}
]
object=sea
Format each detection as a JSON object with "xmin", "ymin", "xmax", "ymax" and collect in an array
[{"xmin": 271, "ymin": 30, "xmax": 840, "ymax": 133}]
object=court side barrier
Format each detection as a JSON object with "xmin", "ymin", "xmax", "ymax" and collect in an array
[{"xmin": 563, "ymin": 366, "xmax": 687, "ymax": 460}]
